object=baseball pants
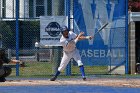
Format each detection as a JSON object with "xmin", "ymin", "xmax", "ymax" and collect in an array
[{"xmin": 58, "ymin": 49, "xmax": 83, "ymax": 71}]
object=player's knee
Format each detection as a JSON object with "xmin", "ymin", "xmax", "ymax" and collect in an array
[
  {"xmin": 58, "ymin": 67, "xmax": 64, "ymax": 72},
  {"xmin": 79, "ymin": 65, "xmax": 84, "ymax": 67},
  {"xmin": 77, "ymin": 61, "xmax": 83, "ymax": 67}
]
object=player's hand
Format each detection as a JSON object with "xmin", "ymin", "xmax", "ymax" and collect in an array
[
  {"xmin": 89, "ymin": 36, "xmax": 93, "ymax": 40},
  {"xmin": 85, "ymin": 36, "xmax": 93, "ymax": 40},
  {"xmin": 77, "ymin": 32, "xmax": 84, "ymax": 39}
]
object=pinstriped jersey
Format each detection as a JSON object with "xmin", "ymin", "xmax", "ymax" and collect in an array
[{"xmin": 60, "ymin": 31, "xmax": 77, "ymax": 52}]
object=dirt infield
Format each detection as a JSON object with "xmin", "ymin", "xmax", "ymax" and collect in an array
[{"xmin": 1, "ymin": 78, "xmax": 140, "ymax": 88}]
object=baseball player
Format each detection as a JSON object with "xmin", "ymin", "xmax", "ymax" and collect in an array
[
  {"xmin": 0, "ymin": 49, "xmax": 21, "ymax": 82},
  {"xmin": 50, "ymin": 26, "xmax": 93, "ymax": 81}
]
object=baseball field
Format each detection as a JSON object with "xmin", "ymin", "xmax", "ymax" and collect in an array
[
  {"xmin": 1, "ymin": 76, "xmax": 140, "ymax": 93},
  {"xmin": 1, "ymin": 61, "xmax": 140, "ymax": 93}
]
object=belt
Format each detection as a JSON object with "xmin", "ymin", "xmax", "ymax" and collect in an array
[{"xmin": 63, "ymin": 48, "xmax": 76, "ymax": 53}]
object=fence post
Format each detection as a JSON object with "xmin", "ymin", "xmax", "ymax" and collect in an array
[
  {"xmin": 16, "ymin": 0, "xmax": 19, "ymax": 76},
  {"xmin": 125, "ymin": 0, "xmax": 129, "ymax": 74},
  {"xmin": 8, "ymin": 49, "xmax": 11, "ymax": 59},
  {"xmin": 65, "ymin": 0, "xmax": 71, "ymax": 76},
  {"xmin": 52, "ymin": 46, "xmax": 62, "ymax": 75},
  {"xmin": 35, "ymin": 42, "xmax": 40, "ymax": 62}
]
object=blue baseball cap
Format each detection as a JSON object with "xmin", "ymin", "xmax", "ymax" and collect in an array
[{"xmin": 60, "ymin": 26, "xmax": 69, "ymax": 32}]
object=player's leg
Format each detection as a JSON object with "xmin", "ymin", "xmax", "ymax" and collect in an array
[
  {"xmin": 73, "ymin": 49, "xmax": 86, "ymax": 80},
  {"xmin": 79, "ymin": 65, "xmax": 86, "ymax": 80},
  {"xmin": 3, "ymin": 67, "xmax": 12, "ymax": 77},
  {"xmin": 0, "ymin": 68, "xmax": 6, "ymax": 82},
  {"xmin": 50, "ymin": 71, "xmax": 60, "ymax": 81},
  {"xmin": 50, "ymin": 52, "xmax": 71, "ymax": 81},
  {"xmin": 0, "ymin": 77, "xmax": 6, "ymax": 82},
  {"xmin": 0, "ymin": 67, "xmax": 12, "ymax": 82}
]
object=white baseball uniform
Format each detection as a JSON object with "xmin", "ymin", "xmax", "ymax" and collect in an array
[{"xmin": 58, "ymin": 31, "xmax": 83, "ymax": 71}]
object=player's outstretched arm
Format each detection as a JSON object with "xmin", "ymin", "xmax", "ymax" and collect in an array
[
  {"xmin": 63, "ymin": 32, "xmax": 93, "ymax": 48},
  {"xmin": 10, "ymin": 59, "xmax": 22, "ymax": 64},
  {"xmin": 76, "ymin": 32, "xmax": 93, "ymax": 41},
  {"xmin": 79, "ymin": 35, "xmax": 93, "ymax": 40},
  {"xmin": 74, "ymin": 32, "xmax": 84, "ymax": 43}
]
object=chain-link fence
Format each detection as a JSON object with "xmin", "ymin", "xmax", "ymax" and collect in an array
[{"xmin": 0, "ymin": 0, "xmax": 128, "ymax": 78}]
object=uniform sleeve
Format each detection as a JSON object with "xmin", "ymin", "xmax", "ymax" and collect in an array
[{"xmin": 69, "ymin": 31, "xmax": 77, "ymax": 39}]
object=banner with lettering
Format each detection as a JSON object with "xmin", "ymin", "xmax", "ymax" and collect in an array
[
  {"xmin": 40, "ymin": 16, "xmax": 68, "ymax": 46},
  {"xmin": 74, "ymin": 0, "xmax": 127, "ymax": 66}
]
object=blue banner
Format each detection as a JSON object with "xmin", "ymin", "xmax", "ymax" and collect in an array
[{"xmin": 74, "ymin": 0, "xmax": 127, "ymax": 66}]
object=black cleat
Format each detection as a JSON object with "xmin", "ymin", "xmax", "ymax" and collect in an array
[
  {"xmin": 0, "ymin": 77, "xmax": 6, "ymax": 82},
  {"xmin": 83, "ymin": 77, "xmax": 86, "ymax": 81},
  {"xmin": 50, "ymin": 76, "xmax": 57, "ymax": 81}
]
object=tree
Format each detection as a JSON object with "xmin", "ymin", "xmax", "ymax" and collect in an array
[
  {"xmin": 129, "ymin": 0, "xmax": 140, "ymax": 12},
  {"xmin": 0, "ymin": 21, "xmax": 14, "ymax": 49}
]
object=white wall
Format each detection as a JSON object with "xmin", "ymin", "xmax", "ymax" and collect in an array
[
  {"xmin": 5, "ymin": 0, "xmax": 29, "ymax": 18},
  {"xmin": 19, "ymin": 0, "xmax": 29, "ymax": 18},
  {"xmin": 0, "ymin": 0, "xmax": 1, "ymax": 18},
  {"xmin": 6, "ymin": 0, "xmax": 15, "ymax": 18}
]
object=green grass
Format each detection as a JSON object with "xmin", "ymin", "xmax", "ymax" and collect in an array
[
  {"xmin": 10, "ymin": 62, "xmax": 53, "ymax": 78},
  {"xmin": 9, "ymin": 62, "xmax": 140, "ymax": 79},
  {"xmin": 71, "ymin": 65, "xmax": 108, "ymax": 75},
  {"xmin": 9, "ymin": 61, "xmax": 108, "ymax": 78}
]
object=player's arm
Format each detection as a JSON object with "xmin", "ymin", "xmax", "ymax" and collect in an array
[
  {"xmin": 61, "ymin": 32, "xmax": 93, "ymax": 47},
  {"xmin": 78, "ymin": 35, "xmax": 93, "ymax": 40},
  {"xmin": 74, "ymin": 32, "xmax": 93, "ymax": 43},
  {"xmin": 61, "ymin": 40, "xmax": 75, "ymax": 48},
  {"xmin": 9, "ymin": 59, "xmax": 22, "ymax": 64}
]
